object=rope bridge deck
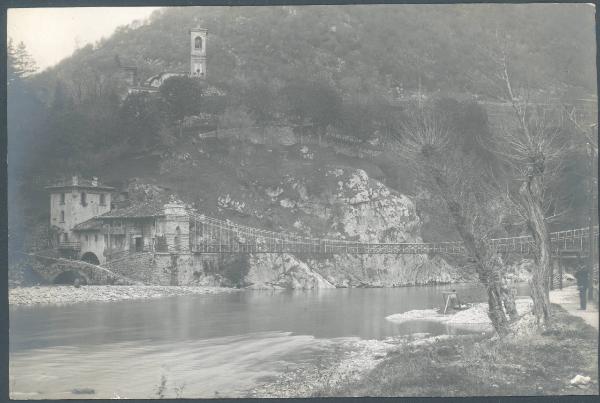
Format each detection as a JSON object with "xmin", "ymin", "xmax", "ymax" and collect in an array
[{"xmin": 188, "ymin": 214, "xmax": 598, "ymax": 256}]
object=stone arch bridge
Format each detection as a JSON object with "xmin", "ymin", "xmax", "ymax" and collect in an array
[{"xmin": 25, "ymin": 253, "xmax": 139, "ymax": 285}]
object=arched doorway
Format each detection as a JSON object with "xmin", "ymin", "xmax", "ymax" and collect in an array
[
  {"xmin": 81, "ymin": 252, "xmax": 100, "ymax": 265},
  {"xmin": 53, "ymin": 270, "xmax": 88, "ymax": 285}
]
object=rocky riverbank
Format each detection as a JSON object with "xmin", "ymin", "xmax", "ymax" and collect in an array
[
  {"xmin": 247, "ymin": 333, "xmax": 470, "ymax": 398},
  {"xmin": 247, "ymin": 298, "xmax": 534, "ymax": 398},
  {"xmin": 9, "ymin": 285, "xmax": 239, "ymax": 306},
  {"xmin": 248, "ymin": 303, "xmax": 598, "ymax": 397}
]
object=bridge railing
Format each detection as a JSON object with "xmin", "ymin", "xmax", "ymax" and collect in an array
[{"xmin": 189, "ymin": 213, "xmax": 598, "ymax": 256}]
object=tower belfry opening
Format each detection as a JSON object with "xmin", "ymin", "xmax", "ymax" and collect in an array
[{"xmin": 190, "ymin": 28, "xmax": 207, "ymax": 79}]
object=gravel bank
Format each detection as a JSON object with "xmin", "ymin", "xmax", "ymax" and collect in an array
[
  {"xmin": 385, "ymin": 298, "xmax": 533, "ymax": 331},
  {"xmin": 9, "ymin": 285, "xmax": 239, "ymax": 306},
  {"xmin": 247, "ymin": 333, "xmax": 468, "ymax": 398}
]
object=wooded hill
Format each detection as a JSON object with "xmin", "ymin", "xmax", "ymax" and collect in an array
[
  {"xmin": 31, "ymin": 4, "xmax": 595, "ymax": 102},
  {"xmin": 8, "ymin": 4, "xmax": 596, "ymax": 255}
]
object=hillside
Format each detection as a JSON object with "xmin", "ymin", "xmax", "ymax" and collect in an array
[
  {"xmin": 7, "ymin": 4, "xmax": 596, "ymax": 286},
  {"xmin": 31, "ymin": 4, "xmax": 595, "ymax": 102}
]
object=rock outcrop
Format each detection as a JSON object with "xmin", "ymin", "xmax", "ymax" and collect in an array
[
  {"xmin": 246, "ymin": 254, "xmax": 335, "ymax": 289},
  {"xmin": 244, "ymin": 168, "xmax": 468, "ymax": 289}
]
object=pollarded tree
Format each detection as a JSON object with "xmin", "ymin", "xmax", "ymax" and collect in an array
[
  {"xmin": 492, "ymin": 103, "xmax": 568, "ymax": 327},
  {"xmin": 482, "ymin": 39, "xmax": 573, "ymax": 327},
  {"xmin": 393, "ymin": 103, "xmax": 518, "ymax": 336}
]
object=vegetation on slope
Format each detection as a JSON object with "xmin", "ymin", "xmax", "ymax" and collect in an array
[{"xmin": 7, "ymin": 5, "xmax": 595, "ymax": 257}]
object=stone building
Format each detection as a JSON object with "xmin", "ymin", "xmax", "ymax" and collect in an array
[
  {"xmin": 46, "ymin": 176, "xmax": 114, "ymax": 262},
  {"xmin": 127, "ymin": 27, "xmax": 212, "ymax": 94},
  {"xmin": 190, "ymin": 27, "xmax": 207, "ymax": 79},
  {"xmin": 47, "ymin": 176, "xmax": 192, "ymax": 266}
]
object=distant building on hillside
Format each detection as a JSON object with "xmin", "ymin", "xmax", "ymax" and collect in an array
[
  {"xmin": 125, "ymin": 27, "xmax": 223, "ymax": 96},
  {"xmin": 190, "ymin": 27, "xmax": 207, "ymax": 79}
]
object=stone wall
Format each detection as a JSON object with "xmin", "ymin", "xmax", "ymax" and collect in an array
[
  {"xmin": 78, "ymin": 232, "xmax": 106, "ymax": 264},
  {"xmin": 108, "ymin": 251, "xmax": 221, "ymax": 286},
  {"xmin": 108, "ymin": 252, "xmax": 159, "ymax": 284},
  {"xmin": 49, "ymin": 187, "xmax": 111, "ymax": 241}
]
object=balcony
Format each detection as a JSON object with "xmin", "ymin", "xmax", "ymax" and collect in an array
[
  {"xmin": 102, "ymin": 226, "xmax": 126, "ymax": 235},
  {"xmin": 58, "ymin": 241, "xmax": 81, "ymax": 251}
]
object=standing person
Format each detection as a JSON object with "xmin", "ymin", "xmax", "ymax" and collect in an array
[{"xmin": 574, "ymin": 259, "xmax": 589, "ymax": 310}]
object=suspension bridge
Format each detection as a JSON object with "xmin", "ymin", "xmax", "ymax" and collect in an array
[
  {"xmin": 24, "ymin": 213, "xmax": 597, "ymax": 286},
  {"xmin": 186, "ymin": 214, "xmax": 598, "ymax": 257}
]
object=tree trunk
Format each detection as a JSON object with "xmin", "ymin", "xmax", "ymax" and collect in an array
[
  {"xmin": 437, "ymin": 181, "xmax": 512, "ymax": 336},
  {"xmin": 486, "ymin": 281, "xmax": 511, "ymax": 336},
  {"xmin": 500, "ymin": 280, "xmax": 519, "ymax": 321},
  {"xmin": 519, "ymin": 174, "xmax": 552, "ymax": 326},
  {"xmin": 491, "ymin": 254, "xmax": 519, "ymax": 321}
]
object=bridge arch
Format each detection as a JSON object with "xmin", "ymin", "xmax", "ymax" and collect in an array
[
  {"xmin": 52, "ymin": 270, "xmax": 90, "ymax": 285},
  {"xmin": 81, "ymin": 252, "xmax": 100, "ymax": 265}
]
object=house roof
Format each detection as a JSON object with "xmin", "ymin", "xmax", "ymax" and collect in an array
[
  {"xmin": 46, "ymin": 177, "xmax": 115, "ymax": 191},
  {"xmin": 72, "ymin": 218, "xmax": 103, "ymax": 231},
  {"xmin": 98, "ymin": 200, "xmax": 166, "ymax": 219}
]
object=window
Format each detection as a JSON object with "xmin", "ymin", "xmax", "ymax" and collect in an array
[
  {"xmin": 195, "ymin": 36, "xmax": 202, "ymax": 50},
  {"xmin": 81, "ymin": 192, "xmax": 87, "ymax": 206},
  {"xmin": 174, "ymin": 226, "xmax": 181, "ymax": 251},
  {"xmin": 99, "ymin": 193, "xmax": 106, "ymax": 206},
  {"xmin": 60, "ymin": 193, "xmax": 65, "ymax": 205},
  {"xmin": 60, "ymin": 211, "xmax": 65, "ymax": 223},
  {"xmin": 94, "ymin": 234, "xmax": 98, "ymax": 242},
  {"xmin": 104, "ymin": 235, "xmax": 108, "ymax": 244},
  {"xmin": 63, "ymin": 233, "xmax": 68, "ymax": 242},
  {"xmin": 85, "ymin": 235, "xmax": 89, "ymax": 242}
]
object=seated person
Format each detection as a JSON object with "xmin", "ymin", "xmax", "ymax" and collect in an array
[{"xmin": 443, "ymin": 290, "xmax": 464, "ymax": 313}]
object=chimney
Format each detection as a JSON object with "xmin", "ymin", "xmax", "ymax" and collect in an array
[
  {"xmin": 92, "ymin": 177, "xmax": 98, "ymax": 187},
  {"xmin": 72, "ymin": 175, "xmax": 78, "ymax": 186}
]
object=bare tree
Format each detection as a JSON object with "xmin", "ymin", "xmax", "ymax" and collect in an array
[
  {"xmin": 488, "ymin": 45, "xmax": 572, "ymax": 327},
  {"xmin": 393, "ymin": 104, "xmax": 518, "ymax": 336}
]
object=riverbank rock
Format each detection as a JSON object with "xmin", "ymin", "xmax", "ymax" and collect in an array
[
  {"xmin": 246, "ymin": 254, "xmax": 335, "ymax": 289},
  {"xmin": 244, "ymin": 168, "xmax": 468, "ymax": 289},
  {"xmin": 570, "ymin": 375, "xmax": 591, "ymax": 386}
]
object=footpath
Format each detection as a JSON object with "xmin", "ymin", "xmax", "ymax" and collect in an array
[{"xmin": 550, "ymin": 285, "xmax": 598, "ymax": 330}]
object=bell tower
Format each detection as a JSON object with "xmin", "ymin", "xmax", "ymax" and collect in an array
[{"xmin": 190, "ymin": 28, "xmax": 207, "ymax": 79}]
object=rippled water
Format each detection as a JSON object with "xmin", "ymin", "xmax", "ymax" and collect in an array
[{"xmin": 9, "ymin": 283, "xmax": 529, "ymax": 399}]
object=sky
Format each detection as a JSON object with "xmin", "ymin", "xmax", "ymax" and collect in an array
[{"xmin": 8, "ymin": 7, "xmax": 160, "ymax": 71}]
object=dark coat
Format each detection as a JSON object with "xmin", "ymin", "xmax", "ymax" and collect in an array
[{"xmin": 575, "ymin": 267, "xmax": 589, "ymax": 288}]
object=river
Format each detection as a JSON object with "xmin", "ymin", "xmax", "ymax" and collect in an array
[{"xmin": 9, "ymin": 282, "xmax": 529, "ymax": 399}]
